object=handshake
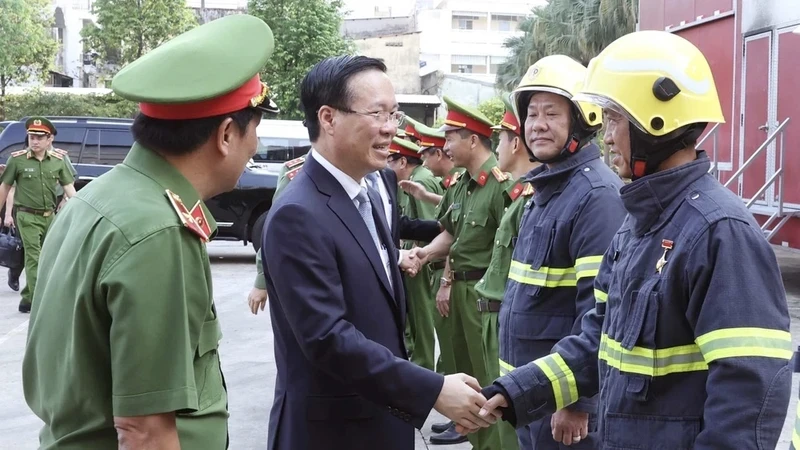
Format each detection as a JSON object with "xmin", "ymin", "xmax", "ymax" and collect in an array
[
  {"xmin": 399, "ymin": 247, "xmax": 429, "ymax": 277},
  {"xmin": 433, "ymin": 374, "xmax": 510, "ymax": 435}
]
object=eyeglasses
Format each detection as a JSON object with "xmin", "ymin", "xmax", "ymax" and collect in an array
[{"xmin": 337, "ymin": 108, "xmax": 406, "ymax": 127}]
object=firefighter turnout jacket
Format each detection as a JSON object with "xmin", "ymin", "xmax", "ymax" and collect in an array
[
  {"xmin": 488, "ymin": 152, "xmax": 792, "ymax": 449},
  {"xmin": 498, "ymin": 143, "xmax": 625, "ymax": 417}
]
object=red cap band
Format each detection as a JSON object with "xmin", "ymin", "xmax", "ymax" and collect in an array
[
  {"xmin": 389, "ymin": 141, "xmax": 420, "ymax": 159},
  {"xmin": 139, "ymin": 75, "xmax": 264, "ymax": 120},
  {"xmin": 500, "ymin": 110, "xmax": 520, "ymax": 135},
  {"xmin": 445, "ymin": 110, "xmax": 493, "ymax": 138},
  {"xmin": 404, "ymin": 124, "xmax": 418, "ymax": 138},
  {"xmin": 419, "ymin": 135, "xmax": 446, "ymax": 148},
  {"xmin": 27, "ymin": 125, "xmax": 51, "ymax": 134}
]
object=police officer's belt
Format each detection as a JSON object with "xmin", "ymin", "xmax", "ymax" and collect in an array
[
  {"xmin": 451, "ymin": 269, "xmax": 486, "ymax": 281},
  {"xmin": 476, "ymin": 298, "xmax": 501, "ymax": 313},
  {"xmin": 16, "ymin": 206, "xmax": 54, "ymax": 217},
  {"xmin": 429, "ymin": 261, "xmax": 447, "ymax": 271}
]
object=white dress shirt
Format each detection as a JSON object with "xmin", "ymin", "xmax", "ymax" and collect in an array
[{"xmin": 310, "ymin": 150, "xmax": 393, "ymax": 287}]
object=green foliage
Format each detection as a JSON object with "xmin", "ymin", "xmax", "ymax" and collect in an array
[
  {"xmin": 2, "ymin": 91, "xmax": 139, "ymax": 120},
  {"xmin": 0, "ymin": 0, "xmax": 58, "ymax": 118},
  {"xmin": 248, "ymin": 0, "xmax": 353, "ymax": 120},
  {"xmin": 478, "ymin": 97, "xmax": 506, "ymax": 128},
  {"xmin": 81, "ymin": 0, "xmax": 197, "ymax": 79},
  {"xmin": 496, "ymin": 0, "xmax": 638, "ymax": 92}
]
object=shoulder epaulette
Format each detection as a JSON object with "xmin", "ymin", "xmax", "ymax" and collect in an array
[
  {"xmin": 286, "ymin": 166, "xmax": 302, "ymax": 180},
  {"xmin": 10, "ymin": 150, "xmax": 27, "ymax": 158},
  {"xmin": 522, "ymin": 182, "xmax": 535, "ymax": 197},
  {"xmin": 491, "ymin": 166, "xmax": 509, "ymax": 182},
  {"xmin": 53, "ymin": 148, "xmax": 69, "ymax": 155},
  {"xmin": 165, "ymin": 189, "xmax": 210, "ymax": 242},
  {"xmin": 48, "ymin": 150, "xmax": 64, "ymax": 160},
  {"xmin": 284, "ymin": 156, "xmax": 306, "ymax": 169}
]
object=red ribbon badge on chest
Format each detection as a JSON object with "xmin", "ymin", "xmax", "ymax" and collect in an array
[{"xmin": 656, "ymin": 239, "xmax": 673, "ymax": 274}]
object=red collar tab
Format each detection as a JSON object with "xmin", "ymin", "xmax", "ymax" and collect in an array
[{"xmin": 476, "ymin": 170, "xmax": 488, "ymax": 186}]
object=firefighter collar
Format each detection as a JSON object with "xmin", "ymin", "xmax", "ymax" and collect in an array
[
  {"xmin": 619, "ymin": 151, "xmax": 711, "ymax": 237},
  {"xmin": 526, "ymin": 143, "xmax": 601, "ymax": 206}
]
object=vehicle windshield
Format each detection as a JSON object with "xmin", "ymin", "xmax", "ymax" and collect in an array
[{"xmin": 254, "ymin": 136, "xmax": 311, "ymax": 163}]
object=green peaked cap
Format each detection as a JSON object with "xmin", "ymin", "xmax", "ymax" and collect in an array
[
  {"xmin": 25, "ymin": 116, "xmax": 57, "ymax": 135},
  {"xmin": 112, "ymin": 14, "xmax": 277, "ymax": 116},
  {"xmin": 439, "ymin": 95, "xmax": 494, "ymax": 137},
  {"xmin": 390, "ymin": 136, "xmax": 421, "ymax": 155}
]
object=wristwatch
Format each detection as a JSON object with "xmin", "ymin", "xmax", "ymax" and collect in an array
[{"xmin": 440, "ymin": 277, "xmax": 452, "ymax": 287}]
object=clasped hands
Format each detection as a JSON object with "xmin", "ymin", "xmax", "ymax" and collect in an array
[
  {"xmin": 434, "ymin": 374, "xmax": 507, "ymax": 435},
  {"xmin": 398, "ymin": 246, "xmax": 429, "ymax": 277}
]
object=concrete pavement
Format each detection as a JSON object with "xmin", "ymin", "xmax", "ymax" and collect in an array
[{"xmin": 1, "ymin": 241, "xmax": 799, "ymax": 449}]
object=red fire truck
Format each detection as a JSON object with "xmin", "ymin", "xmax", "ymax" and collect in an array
[{"xmin": 638, "ymin": 0, "xmax": 800, "ymax": 248}]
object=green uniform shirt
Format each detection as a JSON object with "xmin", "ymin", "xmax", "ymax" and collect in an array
[
  {"xmin": 254, "ymin": 154, "xmax": 307, "ymax": 289},
  {"xmin": 399, "ymin": 165, "xmax": 442, "ymax": 250},
  {"xmin": 436, "ymin": 154, "xmax": 514, "ymax": 272},
  {"xmin": 474, "ymin": 180, "xmax": 534, "ymax": 301},
  {"xmin": 1, "ymin": 148, "xmax": 74, "ymax": 210},
  {"xmin": 54, "ymin": 148, "xmax": 77, "ymax": 197},
  {"xmin": 22, "ymin": 144, "xmax": 228, "ymax": 449}
]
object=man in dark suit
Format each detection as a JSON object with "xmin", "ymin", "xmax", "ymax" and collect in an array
[{"xmin": 262, "ymin": 55, "xmax": 497, "ymax": 450}]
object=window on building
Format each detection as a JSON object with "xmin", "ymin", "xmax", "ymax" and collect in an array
[{"xmin": 492, "ymin": 14, "xmax": 520, "ymax": 32}]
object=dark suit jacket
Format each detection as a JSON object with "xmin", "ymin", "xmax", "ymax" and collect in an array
[
  {"xmin": 378, "ymin": 168, "xmax": 441, "ymax": 247},
  {"xmin": 262, "ymin": 155, "xmax": 444, "ymax": 450}
]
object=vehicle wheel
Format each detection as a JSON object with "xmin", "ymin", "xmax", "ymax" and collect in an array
[{"xmin": 251, "ymin": 210, "xmax": 268, "ymax": 252}]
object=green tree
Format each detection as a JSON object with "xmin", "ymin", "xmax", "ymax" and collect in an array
[
  {"xmin": 0, "ymin": 0, "xmax": 58, "ymax": 119},
  {"xmin": 496, "ymin": 0, "xmax": 638, "ymax": 91},
  {"xmin": 248, "ymin": 0, "xmax": 352, "ymax": 120},
  {"xmin": 478, "ymin": 96, "xmax": 506, "ymax": 128},
  {"xmin": 81, "ymin": 0, "xmax": 197, "ymax": 79}
]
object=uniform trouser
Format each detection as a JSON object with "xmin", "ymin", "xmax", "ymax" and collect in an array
[
  {"xmin": 430, "ymin": 267, "xmax": 455, "ymax": 376},
  {"xmin": 16, "ymin": 210, "xmax": 53, "ymax": 306},
  {"xmin": 482, "ymin": 310, "xmax": 520, "ymax": 450},
  {"xmin": 517, "ymin": 413, "xmax": 599, "ymax": 450},
  {"xmin": 403, "ymin": 264, "xmax": 437, "ymax": 371},
  {"xmin": 451, "ymin": 279, "xmax": 499, "ymax": 450}
]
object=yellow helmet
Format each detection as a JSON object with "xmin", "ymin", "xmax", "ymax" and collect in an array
[
  {"xmin": 574, "ymin": 30, "xmax": 724, "ymax": 137},
  {"xmin": 511, "ymin": 55, "xmax": 602, "ymax": 130}
]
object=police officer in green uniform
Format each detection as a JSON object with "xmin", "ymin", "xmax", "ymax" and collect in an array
[
  {"xmin": 0, "ymin": 117, "xmax": 76, "ymax": 313},
  {"xmin": 248, "ymin": 153, "xmax": 307, "ymax": 315},
  {"xmin": 3, "ymin": 128, "xmax": 78, "ymax": 294},
  {"xmin": 22, "ymin": 14, "xmax": 279, "ymax": 449},
  {"xmin": 387, "ymin": 136, "xmax": 440, "ymax": 371},
  {"xmin": 473, "ymin": 97, "xmax": 539, "ymax": 450},
  {"xmin": 410, "ymin": 96, "xmax": 514, "ymax": 450}
]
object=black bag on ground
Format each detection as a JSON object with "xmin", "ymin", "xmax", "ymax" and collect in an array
[{"xmin": 0, "ymin": 227, "xmax": 23, "ymax": 269}]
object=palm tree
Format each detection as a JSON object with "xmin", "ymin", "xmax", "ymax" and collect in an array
[{"xmin": 495, "ymin": 0, "xmax": 638, "ymax": 91}]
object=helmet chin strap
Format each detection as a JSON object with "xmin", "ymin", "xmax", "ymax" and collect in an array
[
  {"xmin": 526, "ymin": 107, "xmax": 597, "ymax": 164},
  {"xmin": 627, "ymin": 122, "xmax": 708, "ymax": 181}
]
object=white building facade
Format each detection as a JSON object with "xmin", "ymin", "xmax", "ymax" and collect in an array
[{"xmin": 416, "ymin": 0, "xmax": 544, "ymax": 82}]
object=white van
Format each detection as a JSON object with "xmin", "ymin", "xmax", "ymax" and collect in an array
[{"xmin": 253, "ymin": 119, "xmax": 311, "ymax": 173}]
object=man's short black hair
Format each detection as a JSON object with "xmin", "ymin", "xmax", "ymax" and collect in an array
[
  {"xmin": 300, "ymin": 55, "xmax": 388, "ymax": 142},
  {"xmin": 500, "ymin": 129, "xmax": 519, "ymax": 143},
  {"xmin": 131, "ymin": 107, "xmax": 261, "ymax": 156},
  {"xmin": 456, "ymin": 129, "xmax": 492, "ymax": 151}
]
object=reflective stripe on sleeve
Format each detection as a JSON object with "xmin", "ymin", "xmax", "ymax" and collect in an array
[{"xmin": 695, "ymin": 327, "xmax": 793, "ymax": 363}]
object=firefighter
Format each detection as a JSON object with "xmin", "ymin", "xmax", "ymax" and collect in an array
[
  {"xmin": 475, "ymin": 30, "xmax": 793, "ymax": 450},
  {"xmin": 492, "ymin": 55, "xmax": 625, "ymax": 449}
]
